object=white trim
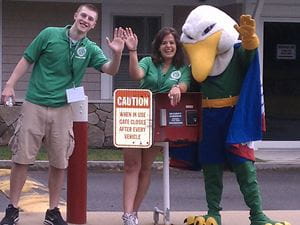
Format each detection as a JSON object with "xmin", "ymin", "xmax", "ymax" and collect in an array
[
  {"xmin": 255, "ymin": 141, "xmax": 300, "ymax": 150},
  {"xmin": 100, "ymin": 2, "xmax": 173, "ymax": 101},
  {"xmin": 261, "ymin": 17, "xmax": 300, "ymax": 23},
  {"xmin": 100, "ymin": 3, "xmax": 114, "ymax": 101},
  {"xmin": 252, "ymin": 0, "xmax": 265, "ymax": 19}
]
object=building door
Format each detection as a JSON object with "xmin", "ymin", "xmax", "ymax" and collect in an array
[{"xmin": 263, "ymin": 22, "xmax": 300, "ymax": 140}]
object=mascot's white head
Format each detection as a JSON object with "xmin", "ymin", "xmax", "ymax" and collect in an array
[{"xmin": 181, "ymin": 5, "xmax": 240, "ymax": 82}]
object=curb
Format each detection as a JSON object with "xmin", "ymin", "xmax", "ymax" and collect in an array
[
  {"xmin": 255, "ymin": 161, "xmax": 300, "ymax": 170},
  {"xmin": 0, "ymin": 160, "xmax": 299, "ymax": 171},
  {"xmin": 0, "ymin": 160, "xmax": 164, "ymax": 171}
]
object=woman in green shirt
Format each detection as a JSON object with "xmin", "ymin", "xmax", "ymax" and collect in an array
[{"xmin": 121, "ymin": 27, "xmax": 191, "ymax": 225}]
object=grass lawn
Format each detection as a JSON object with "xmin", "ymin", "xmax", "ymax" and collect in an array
[{"xmin": 0, "ymin": 146, "xmax": 163, "ymax": 161}]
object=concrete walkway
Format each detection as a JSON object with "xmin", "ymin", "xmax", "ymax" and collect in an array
[
  {"xmin": 0, "ymin": 210, "xmax": 298, "ymax": 225},
  {"xmin": 1, "ymin": 149, "xmax": 299, "ymax": 224}
]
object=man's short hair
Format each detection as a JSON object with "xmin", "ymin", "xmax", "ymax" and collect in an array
[{"xmin": 77, "ymin": 4, "xmax": 98, "ymax": 18}]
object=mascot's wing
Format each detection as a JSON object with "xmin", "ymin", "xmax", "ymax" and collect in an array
[
  {"xmin": 234, "ymin": 15, "xmax": 259, "ymax": 50},
  {"xmin": 181, "ymin": 5, "xmax": 240, "ymax": 82}
]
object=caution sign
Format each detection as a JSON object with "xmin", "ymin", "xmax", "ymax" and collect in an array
[{"xmin": 113, "ymin": 89, "xmax": 152, "ymax": 148}]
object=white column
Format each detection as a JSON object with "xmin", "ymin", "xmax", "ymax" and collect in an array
[{"xmin": 100, "ymin": 3, "xmax": 113, "ymax": 101}]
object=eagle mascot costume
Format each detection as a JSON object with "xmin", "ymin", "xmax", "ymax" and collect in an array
[{"xmin": 180, "ymin": 5, "xmax": 290, "ymax": 225}]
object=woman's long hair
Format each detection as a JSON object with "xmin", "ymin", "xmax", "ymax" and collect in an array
[{"xmin": 151, "ymin": 27, "xmax": 185, "ymax": 69}]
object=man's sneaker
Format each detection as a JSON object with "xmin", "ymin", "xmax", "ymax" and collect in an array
[
  {"xmin": 43, "ymin": 207, "xmax": 67, "ymax": 225},
  {"xmin": 122, "ymin": 213, "xmax": 138, "ymax": 225},
  {"xmin": 0, "ymin": 204, "xmax": 19, "ymax": 225}
]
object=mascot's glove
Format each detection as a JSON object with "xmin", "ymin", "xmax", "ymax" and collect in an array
[{"xmin": 234, "ymin": 15, "xmax": 259, "ymax": 50}]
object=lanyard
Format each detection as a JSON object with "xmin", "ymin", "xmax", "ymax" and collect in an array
[
  {"xmin": 68, "ymin": 39, "xmax": 81, "ymax": 81},
  {"xmin": 66, "ymin": 29, "xmax": 82, "ymax": 82}
]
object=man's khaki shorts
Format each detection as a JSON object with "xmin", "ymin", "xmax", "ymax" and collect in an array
[{"xmin": 9, "ymin": 101, "xmax": 75, "ymax": 169}]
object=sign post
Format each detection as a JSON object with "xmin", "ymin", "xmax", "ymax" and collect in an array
[
  {"xmin": 152, "ymin": 92, "xmax": 202, "ymax": 225},
  {"xmin": 67, "ymin": 96, "xmax": 88, "ymax": 224},
  {"xmin": 113, "ymin": 89, "xmax": 152, "ymax": 148}
]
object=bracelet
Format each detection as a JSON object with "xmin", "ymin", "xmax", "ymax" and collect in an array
[
  {"xmin": 172, "ymin": 84, "xmax": 180, "ymax": 89},
  {"xmin": 172, "ymin": 84, "xmax": 181, "ymax": 92},
  {"xmin": 128, "ymin": 49, "xmax": 137, "ymax": 51}
]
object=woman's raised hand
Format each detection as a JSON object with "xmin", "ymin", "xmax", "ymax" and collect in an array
[{"xmin": 124, "ymin": 27, "xmax": 138, "ymax": 51}]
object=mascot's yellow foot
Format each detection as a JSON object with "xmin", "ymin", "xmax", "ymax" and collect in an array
[
  {"xmin": 184, "ymin": 215, "xmax": 205, "ymax": 225},
  {"xmin": 205, "ymin": 216, "xmax": 219, "ymax": 225},
  {"xmin": 183, "ymin": 215, "xmax": 220, "ymax": 225},
  {"xmin": 195, "ymin": 216, "xmax": 206, "ymax": 225},
  {"xmin": 250, "ymin": 212, "xmax": 291, "ymax": 225},
  {"xmin": 251, "ymin": 219, "xmax": 291, "ymax": 225}
]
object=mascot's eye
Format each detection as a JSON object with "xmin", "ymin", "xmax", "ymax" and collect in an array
[
  {"xmin": 202, "ymin": 23, "xmax": 216, "ymax": 36},
  {"xmin": 186, "ymin": 34, "xmax": 194, "ymax": 40}
]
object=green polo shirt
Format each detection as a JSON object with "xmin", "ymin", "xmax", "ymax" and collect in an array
[
  {"xmin": 23, "ymin": 26, "xmax": 109, "ymax": 107},
  {"xmin": 138, "ymin": 56, "xmax": 191, "ymax": 93}
]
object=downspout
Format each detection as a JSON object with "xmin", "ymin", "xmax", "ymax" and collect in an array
[
  {"xmin": 251, "ymin": 0, "xmax": 265, "ymax": 65},
  {"xmin": 252, "ymin": 0, "xmax": 265, "ymax": 19},
  {"xmin": 250, "ymin": 0, "xmax": 265, "ymax": 150}
]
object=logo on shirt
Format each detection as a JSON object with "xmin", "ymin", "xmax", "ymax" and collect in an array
[
  {"xmin": 170, "ymin": 71, "xmax": 181, "ymax": 80},
  {"xmin": 76, "ymin": 47, "xmax": 87, "ymax": 59}
]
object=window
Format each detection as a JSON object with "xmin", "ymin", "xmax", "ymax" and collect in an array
[{"xmin": 113, "ymin": 16, "xmax": 161, "ymax": 90}]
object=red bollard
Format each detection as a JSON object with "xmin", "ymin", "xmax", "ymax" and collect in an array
[{"xmin": 67, "ymin": 96, "xmax": 88, "ymax": 224}]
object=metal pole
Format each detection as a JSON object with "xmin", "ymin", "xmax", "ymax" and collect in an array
[
  {"xmin": 67, "ymin": 96, "xmax": 88, "ymax": 224},
  {"xmin": 252, "ymin": 0, "xmax": 265, "ymax": 19},
  {"xmin": 153, "ymin": 141, "xmax": 171, "ymax": 225},
  {"xmin": 163, "ymin": 141, "xmax": 171, "ymax": 225}
]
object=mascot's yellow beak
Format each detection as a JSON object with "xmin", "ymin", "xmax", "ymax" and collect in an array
[{"xmin": 183, "ymin": 31, "xmax": 222, "ymax": 82}]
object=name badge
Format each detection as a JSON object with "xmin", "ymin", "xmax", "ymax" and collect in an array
[{"xmin": 66, "ymin": 86, "xmax": 85, "ymax": 103}]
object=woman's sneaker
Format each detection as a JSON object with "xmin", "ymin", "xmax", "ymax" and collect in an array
[
  {"xmin": 122, "ymin": 213, "xmax": 138, "ymax": 225},
  {"xmin": 43, "ymin": 207, "xmax": 67, "ymax": 225},
  {"xmin": 0, "ymin": 204, "xmax": 19, "ymax": 225},
  {"xmin": 133, "ymin": 212, "xmax": 138, "ymax": 224}
]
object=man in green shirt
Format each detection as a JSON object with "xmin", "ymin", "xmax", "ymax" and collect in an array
[{"xmin": 0, "ymin": 4, "xmax": 124, "ymax": 225}]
